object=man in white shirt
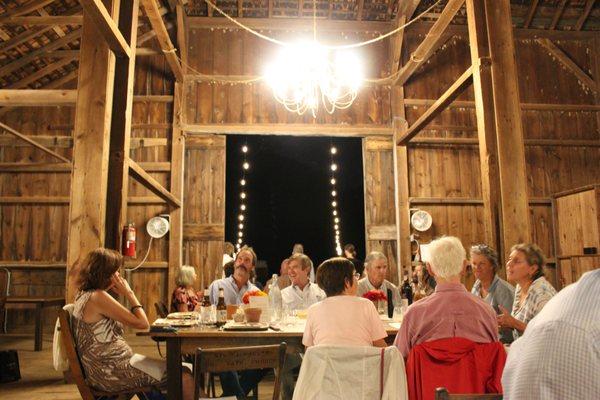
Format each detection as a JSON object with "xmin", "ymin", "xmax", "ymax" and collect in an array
[
  {"xmin": 502, "ymin": 269, "xmax": 600, "ymax": 399},
  {"xmin": 280, "ymin": 253, "xmax": 325, "ymax": 400},
  {"xmin": 281, "ymin": 253, "xmax": 326, "ymax": 311},
  {"xmin": 357, "ymin": 251, "xmax": 400, "ymax": 308}
]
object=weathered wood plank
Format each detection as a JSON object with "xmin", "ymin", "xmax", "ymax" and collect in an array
[
  {"xmin": 79, "ymin": 0, "xmax": 131, "ymax": 57},
  {"xmin": 536, "ymin": 38, "xmax": 596, "ymax": 92},
  {"xmin": 0, "ymin": 90, "xmax": 76, "ymax": 106},
  {"xmin": 183, "ymin": 123, "xmax": 393, "ymax": 137},
  {"xmin": 0, "ymin": 122, "xmax": 71, "ymax": 163},
  {"xmin": 128, "ymin": 159, "xmax": 181, "ymax": 208},
  {"xmin": 0, "ymin": 16, "xmax": 83, "ymax": 25}
]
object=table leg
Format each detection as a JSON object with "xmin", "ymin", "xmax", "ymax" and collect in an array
[
  {"xmin": 167, "ymin": 338, "xmax": 183, "ymax": 400},
  {"xmin": 34, "ymin": 303, "xmax": 43, "ymax": 351}
]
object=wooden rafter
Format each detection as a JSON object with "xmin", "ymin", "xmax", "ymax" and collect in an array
[
  {"xmin": 79, "ymin": 0, "xmax": 131, "ymax": 57},
  {"xmin": 0, "ymin": 89, "xmax": 76, "ymax": 106},
  {"xmin": 549, "ymin": 0, "xmax": 568, "ymax": 30},
  {"xmin": 356, "ymin": 0, "xmax": 364, "ymax": 20},
  {"xmin": 523, "ymin": 0, "xmax": 539, "ymax": 28},
  {"xmin": 1, "ymin": 0, "xmax": 57, "ymax": 17},
  {"xmin": 397, "ymin": 66, "xmax": 473, "ymax": 145},
  {"xmin": 183, "ymin": 123, "xmax": 393, "ymax": 136},
  {"xmin": 128, "ymin": 159, "xmax": 181, "ymax": 208},
  {"xmin": 0, "ymin": 29, "xmax": 81, "ymax": 78},
  {"xmin": 6, "ymin": 57, "xmax": 76, "ymax": 89},
  {"xmin": 392, "ymin": 0, "xmax": 465, "ymax": 86},
  {"xmin": 537, "ymin": 38, "xmax": 596, "ymax": 91},
  {"xmin": 0, "ymin": 16, "xmax": 83, "ymax": 25},
  {"xmin": 389, "ymin": 1, "xmax": 421, "ymax": 75},
  {"xmin": 0, "ymin": 121, "xmax": 71, "ymax": 163},
  {"xmin": 140, "ymin": 0, "xmax": 184, "ymax": 81},
  {"xmin": 575, "ymin": 0, "xmax": 595, "ymax": 30},
  {"xmin": 186, "ymin": 17, "xmax": 393, "ymax": 31},
  {"xmin": 37, "ymin": 8, "xmax": 67, "ymax": 38}
]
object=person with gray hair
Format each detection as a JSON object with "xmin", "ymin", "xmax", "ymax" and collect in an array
[
  {"xmin": 170, "ymin": 265, "xmax": 201, "ymax": 312},
  {"xmin": 394, "ymin": 236, "xmax": 498, "ymax": 358},
  {"xmin": 470, "ymin": 244, "xmax": 515, "ymax": 343},
  {"xmin": 356, "ymin": 251, "xmax": 401, "ymax": 309}
]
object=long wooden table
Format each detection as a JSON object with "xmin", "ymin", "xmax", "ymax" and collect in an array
[
  {"xmin": 5, "ymin": 296, "xmax": 65, "ymax": 351},
  {"xmin": 138, "ymin": 320, "xmax": 400, "ymax": 399}
]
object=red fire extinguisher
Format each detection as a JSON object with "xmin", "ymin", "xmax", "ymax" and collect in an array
[{"xmin": 122, "ymin": 223, "xmax": 136, "ymax": 257}]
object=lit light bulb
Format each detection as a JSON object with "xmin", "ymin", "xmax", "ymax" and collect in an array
[
  {"xmin": 333, "ymin": 210, "xmax": 337, "ymax": 216},
  {"xmin": 330, "ymin": 147, "xmax": 337, "ymax": 155},
  {"xmin": 331, "ymin": 190, "xmax": 336, "ymax": 197},
  {"xmin": 241, "ymin": 204, "xmax": 246, "ymax": 211},
  {"xmin": 238, "ymin": 214, "xmax": 245, "ymax": 221},
  {"xmin": 331, "ymin": 164, "xmax": 337, "ymax": 171},
  {"xmin": 239, "ymin": 223, "xmax": 244, "ymax": 229},
  {"xmin": 238, "ymin": 231, "xmax": 243, "ymax": 237},
  {"xmin": 334, "ymin": 224, "xmax": 339, "ymax": 230},
  {"xmin": 334, "ymin": 217, "xmax": 339, "ymax": 223},
  {"xmin": 243, "ymin": 162, "xmax": 250, "ymax": 170},
  {"xmin": 242, "ymin": 145, "xmax": 248, "ymax": 153},
  {"xmin": 330, "ymin": 178, "xmax": 336, "ymax": 185},
  {"xmin": 240, "ymin": 179, "xmax": 246, "ymax": 186},
  {"xmin": 240, "ymin": 192, "xmax": 246, "ymax": 199},
  {"xmin": 237, "ymin": 238, "xmax": 242, "ymax": 244},
  {"xmin": 332, "ymin": 201, "xmax": 337, "ymax": 207}
]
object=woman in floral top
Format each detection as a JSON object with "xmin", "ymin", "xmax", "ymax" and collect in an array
[
  {"xmin": 170, "ymin": 265, "xmax": 202, "ymax": 312},
  {"xmin": 497, "ymin": 243, "xmax": 556, "ymax": 340}
]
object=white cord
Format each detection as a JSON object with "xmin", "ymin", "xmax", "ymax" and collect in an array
[{"xmin": 124, "ymin": 237, "xmax": 153, "ymax": 272}]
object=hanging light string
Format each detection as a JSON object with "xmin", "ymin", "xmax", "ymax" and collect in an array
[
  {"xmin": 329, "ymin": 143, "xmax": 342, "ymax": 256},
  {"xmin": 236, "ymin": 142, "xmax": 250, "ymax": 251}
]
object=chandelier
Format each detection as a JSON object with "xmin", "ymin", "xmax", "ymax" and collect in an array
[{"xmin": 264, "ymin": 41, "xmax": 363, "ymax": 117}]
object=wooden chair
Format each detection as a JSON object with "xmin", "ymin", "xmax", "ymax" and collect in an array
[
  {"xmin": 193, "ymin": 343, "xmax": 287, "ymax": 400},
  {"xmin": 435, "ymin": 387, "xmax": 503, "ymax": 400},
  {"xmin": 58, "ymin": 308, "xmax": 160, "ymax": 400},
  {"xmin": 153, "ymin": 301, "xmax": 168, "ymax": 318}
]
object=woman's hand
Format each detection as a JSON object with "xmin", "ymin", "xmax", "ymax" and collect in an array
[
  {"xmin": 497, "ymin": 305, "xmax": 517, "ymax": 329},
  {"xmin": 110, "ymin": 273, "xmax": 132, "ymax": 296}
]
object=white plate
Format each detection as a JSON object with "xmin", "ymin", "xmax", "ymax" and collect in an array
[{"xmin": 167, "ymin": 312, "xmax": 197, "ymax": 320}]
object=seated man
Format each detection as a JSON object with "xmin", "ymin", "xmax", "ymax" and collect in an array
[
  {"xmin": 280, "ymin": 253, "xmax": 325, "ymax": 400},
  {"xmin": 207, "ymin": 246, "xmax": 264, "ymax": 399},
  {"xmin": 357, "ymin": 251, "xmax": 401, "ymax": 308},
  {"xmin": 281, "ymin": 253, "xmax": 326, "ymax": 311},
  {"xmin": 394, "ymin": 236, "xmax": 498, "ymax": 358},
  {"xmin": 502, "ymin": 269, "xmax": 600, "ymax": 399}
]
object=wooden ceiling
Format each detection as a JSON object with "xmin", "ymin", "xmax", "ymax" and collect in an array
[{"xmin": 0, "ymin": 0, "xmax": 598, "ymax": 91}]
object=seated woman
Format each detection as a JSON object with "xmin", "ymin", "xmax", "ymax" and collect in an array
[
  {"xmin": 303, "ymin": 257, "xmax": 387, "ymax": 347},
  {"xmin": 469, "ymin": 244, "xmax": 515, "ymax": 343},
  {"xmin": 171, "ymin": 265, "xmax": 201, "ymax": 313},
  {"xmin": 411, "ymin": 262, "xmax": 436, "ymax": 302},
  {"xmin": 72, "ymin": 248, "xmax": 195, "ymax": 399},
  {"xmin": 497, "ymin": 243, "xmax": 557, "ymax": 341}
]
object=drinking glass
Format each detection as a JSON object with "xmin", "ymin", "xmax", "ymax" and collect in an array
[{"xmin": 392, "ymin": 305, "xmax": 404, "ymax": 323}]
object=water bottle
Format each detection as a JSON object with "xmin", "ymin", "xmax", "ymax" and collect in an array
[{"xmin": 269, "ymin": 274, "xmax": 282, "ymax": 322}]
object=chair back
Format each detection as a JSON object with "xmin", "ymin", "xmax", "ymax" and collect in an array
[
  {"xmin": 58, "ymin": 308, "xmax": 96, "ymax": 400},
  {"xmin": 154, "ymin": 301, "xmax": 168, "ymax": 318},
  {"xmin": 435, "ymin": 387, "xmax": 502, "ymax": 400},
  {"xmin": 194, "ymin": 343, "xmax": 287, "ymax": 400}
]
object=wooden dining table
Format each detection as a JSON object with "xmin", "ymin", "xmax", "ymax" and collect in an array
[
  {"xmin": 5, "ymin": 296, "xmax": 65, "ymax": 351},
  {"xmin": 138, "ymin": 319, "xmax": 400, "ymax": 399}
]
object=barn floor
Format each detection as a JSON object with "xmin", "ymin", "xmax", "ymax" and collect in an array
[{"xmin": 0, "ymin": 333, "xmax": 276, "ymax": 399}]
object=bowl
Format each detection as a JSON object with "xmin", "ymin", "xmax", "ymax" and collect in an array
[{"xmin": 244, "ymin": 307, "xmax": 262, "ymax": 323}]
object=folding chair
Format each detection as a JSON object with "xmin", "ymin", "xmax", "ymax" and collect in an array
[{"xmin": 435, "ymin": 387, "xmax": 503, "ymax": 400}]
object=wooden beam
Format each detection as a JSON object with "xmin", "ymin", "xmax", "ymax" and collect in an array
[
  {"xmin": 549, "ymin": 0, "xmax": 568, "ymax": 30},
  {"xmin": 537, "ymin": 38, "xmax": 596, "ymax": 91},
  {"xmin": 0, "ymin": 16, "xmax": 83, "ymax": 25},
  {"xmin": 0, "ymin": 29, "xmax": 81, "ymax": 78},
  {"xmin": 6, "ymin": 57, "xmax": 77, "ymax": 89},
  {"xmin": 183, "ymin": 224, "xmax": 225, "ymax": 241},
  {"xmin": 0, "ymin": 196, "xmax": 70, "ymax": 204},
  {"xmin": 485, "ymin": 0, "xmax": 531, "ymax": 247},
  {"xmin": 0, "ymin": 161, "xmax": 169, "ymax": 172},
  {"xmin": 575, "ymin": 0, "xmax": 595, "ymax": 30},
  {"xmin": 186, "ymin": 16, "xmax": 393, "ymax": 32},
  {"xmin": 79, "ymin": 0, "xmax": 131, "ymax": 58},
  {"xmin": 522, "ymin": 0, "xmax": 539, "ymax": 28},
  {"xmin": 128, "ymin": 159, "xmax": 182, "ymax": 208},
  {"xmin": 0, "ymin": 121, "xmax": 71, "ymax": 163},
  {"xmin": 168, "ymin": 83, "xmax": 185, "ymax": 301},
  {"xmin": 467, "ymin": 0, "xmax": 502, "ymax": 256},
  {"xmin": 403, "ymin": 98, "xmax": 600, "ymax": 111},
  {"xmin": 140, "ymin": 0, "xmax": 184, "ymax": 82},
  {"xmin": 135, "ymin": 47, "xmax": 161, "ymax": 56},
  {"xmin": 1, "ymin": 0, "xmax": 57, "ymax": 17},
  {"xmin": 392, "ymin": 0, "xmax": 465, "ymax": 86},
  {"xmin": 183, "ymin": 123, "xmax": 393, "ymax": 137},
  {"xmin": 0, "ymin": 90, "xmax": 76, "ymax": 106},
  {"xmin": 176, "ymin": 3, "xmax": 188, "ymax": 73},
  {"xmin": 407, "ymin": 137, "xmax": 600, "ymax": 147},
  {"xmin": 408, "ymin": 197, "xmax": 552, "ymax": 205},
  {"xmin": 66, "ymin": 0, "xmax": 119, "ymax": 302},
  {"xmin": 397, "ymin": 66, "xmax": 473, "ymax": 145},
  {"xmin": 105, "ymin": 0, "xmax": 140, "ymax": 250}
]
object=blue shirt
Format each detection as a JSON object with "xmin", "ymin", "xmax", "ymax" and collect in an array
[
  {"xmin": 471, "ymin": 275, "xmax": 515, "ymax": 343},
  {"xmin": 207, "ymin": 276, "xmax": 258, "ymax": 305}
]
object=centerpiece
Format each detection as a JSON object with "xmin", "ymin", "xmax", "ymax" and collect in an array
[
  {"xmin": 242, "ymin": 290, "xmax": 268, "ymax": 322},
  {"xmin": 362, "ymin": 290, "xmax": 388, "ymax": 315}
]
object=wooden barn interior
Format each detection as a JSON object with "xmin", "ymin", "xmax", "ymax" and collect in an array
[{"xmin": 0, "ymin": 0, "xmax": 598, "ymax": 398}]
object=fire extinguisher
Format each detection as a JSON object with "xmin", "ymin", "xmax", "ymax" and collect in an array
[{"xmin": 122, "ymin": 223, "xmax": 136, "ymax": 257}]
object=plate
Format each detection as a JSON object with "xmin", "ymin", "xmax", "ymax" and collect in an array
[
  {"xmin": 167, "ymin": 312, "xmax": 197, "ymax": 320},
  {"xmin": 223, "ymin": 322, "xmax": 269, "ymax": 331},
  {"xmin": 153, "ymin": 318, "xmax": 197, "ymax": 327}
]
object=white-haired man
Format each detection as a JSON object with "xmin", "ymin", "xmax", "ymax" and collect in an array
[
  {"xmin": 357, "ymin": 251, "xmax": 401, "ymax": 307},
  {"xmin": 394, "ymin": 236, "xmax": 498, "ymax": 358}
]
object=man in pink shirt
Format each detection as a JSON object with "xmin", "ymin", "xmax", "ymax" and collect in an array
[{"xmin": 394, "ymin": 236, "xmax": 498, "ymax": 358}]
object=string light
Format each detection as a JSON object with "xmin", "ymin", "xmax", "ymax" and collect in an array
[
  {"xmin": 236, "ymin": 142, "xmax": 250, "ymax": 249},
  {"xmin": 329, "ymin": 143, "xmax": 343, "ymax": 256}
]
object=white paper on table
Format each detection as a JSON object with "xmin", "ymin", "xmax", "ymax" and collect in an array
[{"xmin": 249, "ymin": 296, "xmax": 270, "ymax": 323}]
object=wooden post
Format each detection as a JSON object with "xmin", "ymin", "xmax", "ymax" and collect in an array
[
  {"xmin": 168, "ymin": 83, "xmax": 185, "ymax": 300},
  {"xmin": 66, "ymin": 0, "xmax": 120, "ymax": 301},
  {"xmin": 105, "ymin": 0, "xmax": 140, "ymax": 250},
  {"xmin": 466, "ymin": 0, "xmax": 502, "ymax": 257},
  {"xmin": 482, "ymin": 0, "xmax": 531, "ymax": 256}
]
